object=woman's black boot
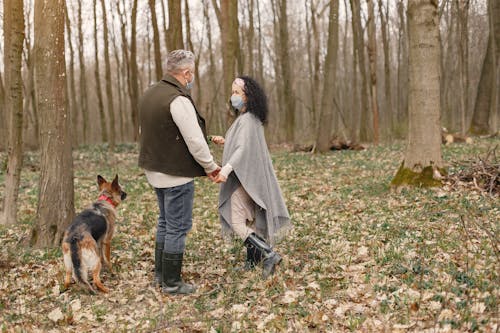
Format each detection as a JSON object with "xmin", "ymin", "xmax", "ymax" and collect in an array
[
  {"xmin": 245, "ymin": 233, "xmax": 282, "ymax": 279},
  {"xmin": 243, "ymin": 240, "xmax": 263, "ymax": 270}
]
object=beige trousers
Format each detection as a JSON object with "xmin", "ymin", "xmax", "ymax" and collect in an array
[{"xmin": 230, "ymin": 186, "xmax": 256, "ymax": 240}]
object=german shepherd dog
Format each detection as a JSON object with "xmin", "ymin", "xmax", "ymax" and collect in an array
[{"xmin": 62, "ymin": 175, "xmax": 126, "ymax": 293}]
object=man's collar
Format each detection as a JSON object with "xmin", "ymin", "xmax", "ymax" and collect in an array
[{"xmin": 162, "ymin": 74, "xmax": 190, "ymax": 96}]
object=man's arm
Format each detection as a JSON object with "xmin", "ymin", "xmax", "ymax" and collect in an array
[{"xmin": 170, "ymin": 96, "xmax": 219, "ymax": 174}]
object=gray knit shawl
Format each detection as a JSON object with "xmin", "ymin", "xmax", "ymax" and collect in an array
[{"xmin": 218, "ymin": 113, "xmax": 292, "ymax": 245}]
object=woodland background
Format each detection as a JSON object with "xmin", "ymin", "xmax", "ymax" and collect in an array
[
  {"xmin": 0, "ymin": 0, "xmax": 499, "ymax": 331},
  {"xmin": 0, "ymin": 0, "xmax": 498, "ymax": 150}
]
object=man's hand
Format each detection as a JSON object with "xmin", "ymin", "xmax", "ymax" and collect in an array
[
  {"xmin": 214, "ymin": 173, "xmax": 227, "ymax": 183},
  {"xmin": 207, "ymin": 167, "xmax": 221, "ymax": 182},
  {"xmin": 210, "ymin": 135, "xmax": 225, "ymax": 145}
]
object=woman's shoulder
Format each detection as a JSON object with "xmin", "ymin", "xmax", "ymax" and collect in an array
[{"xmin": 240, "ymin": 112, "xmax": 261, "ymax": 126}]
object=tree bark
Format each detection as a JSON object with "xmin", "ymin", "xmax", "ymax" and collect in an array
[
  {"xmin": 0, "ymin": 71, "xmax": 4, "ymax": 151},
  {"xmin": 305, "ymin": 0, "xmax": 321, "ymax": 139},
  {"xmin": 1, "ymin": 0, "xmax": 25, "ymax": 225},
  {"xmin": 149, "ymin": 0, "xmax": 163, "ymax": 81},
  {"xmin": 93, "ymin": 0, "xmax": 107, "ymax": 143},
  {"xmin": 350, "ymin": 0, "xmax": 370, "ymax": 142},
  {"xmin": 130, "ymin": 0, "xmax": 140, "ymax": 140},
  {"xmin": 396, "ymin": 0, "xmax": 409, "ymax": 131},
  {"xmin": 101, "ymin": 0, "xmax": 116, "ymax": 149},
  {"xmin": 109, "ymin": 3, "xmax": 125, "ymax": 142},
  {"xmin": 316, "ymin": 0, "xmax": 339, "ymax": 152},
  {"xmin": 64, "ymin": 2, "xmax": 78, "ymax": 146},
  {"xmin": 213, "ymin": 0, "xmax": 239, "ymax": 107},
  {"xmin": 245, "ymin": 0, "xmax": 255, "ymax": 76},
  {"xmin": 278, "ymin": 0, "xmax": 296, "ymax": 142},
  {"xmin": 77, "ymin": 0, "xmax": 89, "ymax": 144},
  {"xmin": 392, "ymin": 0, "xmax": 444, "ymax": 188},
  {"xmin": 32, "ymin": 0, "xmax": 75, "ymax": 247},
  {"xmin": 378, "ymin": 0, "xmax": 393, "ymax": 138},
  {"xmin": 366, "ymin": 0, "xmax": 379, "ymax": 144},
  {"xmin": 118, "ymin": 0, "xmax": 132, "ymax": 140},
  {"xmin": 469, "ymin": 0, "xmax": 499, "ymax": 135},
  {"xmin": 167, "ymin": 0, "xmax": 184, "ymax": 50}
]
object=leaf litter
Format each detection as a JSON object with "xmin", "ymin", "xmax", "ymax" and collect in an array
[{"xmin": 0, "ymin": 138, "xmax": 498, "ymax": 332}]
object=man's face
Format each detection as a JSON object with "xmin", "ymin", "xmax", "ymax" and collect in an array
[{"xmin": 183, "ymin": 67, "xmax": 195, "ymax": 86}]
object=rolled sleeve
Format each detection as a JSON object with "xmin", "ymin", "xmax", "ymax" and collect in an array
[{"xmin": 171, "ymin": 96, "xmax": 218, "ymax": 173}]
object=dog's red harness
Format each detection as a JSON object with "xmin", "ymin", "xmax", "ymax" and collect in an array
[{"xmin": 98, "ymin": 195, "xmax": 116, "ymax": 207}]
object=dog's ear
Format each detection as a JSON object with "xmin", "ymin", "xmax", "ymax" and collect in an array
[
  {"xmin": 111, "ymin": 174, "xmax": 119, "ymax": 190},
  {"xmin": 97, "ymin": 175, "xmax": 107, "ymax": 187}
]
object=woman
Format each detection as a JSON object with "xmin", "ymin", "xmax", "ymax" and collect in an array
[{"xmin": 213, "ymin": 76, "xmax": 292, "ymax": 279}]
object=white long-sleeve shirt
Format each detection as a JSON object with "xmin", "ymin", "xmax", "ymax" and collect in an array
[{"xmin": 145, "ymin": 96, "xmax": 218, "ymax": 188}]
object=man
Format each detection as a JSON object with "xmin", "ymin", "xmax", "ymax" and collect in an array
[{"xmin": 138, "ymin": 50, "xmax": 220, "ymax": 295}]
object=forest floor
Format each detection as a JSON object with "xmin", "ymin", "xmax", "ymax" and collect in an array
[{"xmin": 0, "ymin": 137, "xmax": 498, "ymax": 332}]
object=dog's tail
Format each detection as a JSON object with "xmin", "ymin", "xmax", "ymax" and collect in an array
[{"xmin": 69, "ymin": 235, "xmax": 84, "ymax": 284}]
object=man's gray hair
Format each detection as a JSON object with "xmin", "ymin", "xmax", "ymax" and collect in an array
[{"xmin": 166, "ymin": 50, "xmax": 195, "ymax": 74}]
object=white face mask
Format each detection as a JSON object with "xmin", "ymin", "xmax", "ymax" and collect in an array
[{"xmin": 230, "ymin": 95, "xmax": 245, "ymax": 110}]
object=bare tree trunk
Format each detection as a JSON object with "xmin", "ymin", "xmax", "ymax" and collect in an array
[
  {"xmin": 366, "ymin": 0, "xmax": 379, "ymax": 144},
  {"xmin": 248, "ymin": 0, "xmax": 255, "ymax": 76},
  {"xmin": 118, "ymin": 0, "xmax": 132, "ymax": 140},
  {"xmin": 184, "ymin": 0, "xmax": 202, "ymax": 104},
  {"xmin": 278, "ymin": 0, "xmax": 296, "ymax": 142},
  {"xmin": 93, "ymin": 0, "xmax": 107, "ymax": 143},
  {"xmin": 316, "ymin": 0, "xmax": 339, "ymax": 152},
  {"xmin": 32, "ymin": 0, "xmax": 75, "ymax": 247},
  {"xmin": 64, "ymin": 2, "xmax": 78, "ymax": 147},
  {"xmin": 457, "ymin": 0, "xmax": 470, "ymax": 134},
  {"xmin": 256, "ymin": 0, "xmax": 264, "ymax": 84},
  {"xmin": 130, "ymin": 0, "xmax": 140, "ymax": 140},
  {"xmin": 146, "ymin": 18, "xmax": 152, "ymax": 85},
  {"xmin": 0, "ymin": 70, "xmax": 4, "ymax": 151},
  {"xmin": 271, "ymin": 0, "xmax": 284, "ymax": 140},
  {"xmin": 149, "ymin": 0, "xmax": 163, "ymax": 81},
  {"xmin": 305, "ymin": 0, "xmax": 320, "ymax": 138},
  {"xmin": 167, "ymin": 0, "xmax": 184, "ymax": 50},
  {"xmin": 1, "ymin": 0, "xmax": 25, "ymax": 225},
  {"xmin": 350, "ymin": 0, "xmax": 370, "ymax": 142},
  {"xmin": 378, "ymin": 0, "xmax": 393, "ymax": 138},
  {"xmin": 77, "ymin": 0, "xmax": 89, "ymax": 144},
  {"xmin": 212, "ymin": 0, "xmax": 239, "ymax": 122},
  {"xmin": 469, "ymin": 0, "xmax": 499, "ymax": 135},
  {"xmin": 110, "ymin": 4, "xmax": 125, "ymax": 142},
  {"xmin": 101, "ymin": 0, "xmax": 116, "ymax": 149},
  {"xmin": 22, "ymin": 3, "xmax": 39, "ymax": 149},
  {"xmin": 396, "ymin": 0, "xmax": 409, "ymax": 132},
  {"xmin": 392, "ymin": 0, "xmax": 443, "ymax": 188},
  {"xmin": 160, "ymin": 0, "xmax": 169, "ymax": 51}
]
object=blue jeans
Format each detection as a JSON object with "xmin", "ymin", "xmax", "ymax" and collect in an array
[{"xmin": 154, "ymin": 181, "xmax": 194, "ymax": 254}]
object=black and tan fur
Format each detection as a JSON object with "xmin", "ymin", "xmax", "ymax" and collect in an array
[{"xmin": 62, "ymin": 175, "xmax": 126, "ymax": 293}]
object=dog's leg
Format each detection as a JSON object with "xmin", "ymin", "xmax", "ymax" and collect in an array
[
  {"xmin": 103, "ymin": 241, "xmax": 112, "ymax": 271},
  {"xmin": 92, "ymin": 260, "xmax": 109, "ymax": 293},
  {"xmin": 62, "ymin": 242, "xmax": 73, "ymax": 290}
]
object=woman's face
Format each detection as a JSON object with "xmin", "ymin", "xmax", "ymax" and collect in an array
[{"xmin": 231, "ymin": 83, "xmax": 247, "ymax": 103}]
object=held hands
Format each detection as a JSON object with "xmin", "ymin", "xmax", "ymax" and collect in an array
[
  {"xmin": 214, "ymin": 173, "xmax": 227, "ymax": 183},
  {"xmin": 210, "ymin": 135, "xmax": 225, "ymax": 145},
  {"xmin": 207, "ymin": 167, "xmax": 221, "ymax": 182}
]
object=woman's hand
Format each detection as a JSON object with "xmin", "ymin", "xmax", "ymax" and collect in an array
[
  {"xmin": 210, "ymin": 135, "xmax": 225, "ymax": 145},
  {"xmin": 214, "ymin": 174, "xmax": 227, "ymax": 183}
]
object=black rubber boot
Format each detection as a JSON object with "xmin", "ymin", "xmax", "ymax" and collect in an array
[
  {"xmin": 161, "ymin": 252, "xmax": 196, "ymax": 295},
  {"xmin": 154, "ymin": 243, "xmax": 163, "ymax": 286},
  {"xmin": 245, "ymin": 233, "xmax": 282, "ymax": 279},
  {"xmin": 243, "ymin": 239, "xmax": 263, "ymax": 270}
]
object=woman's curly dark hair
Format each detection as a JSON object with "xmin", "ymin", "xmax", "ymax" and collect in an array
[{"xmin": 239, "ymin": 75, "xmax": 268, "ymax": 124}]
